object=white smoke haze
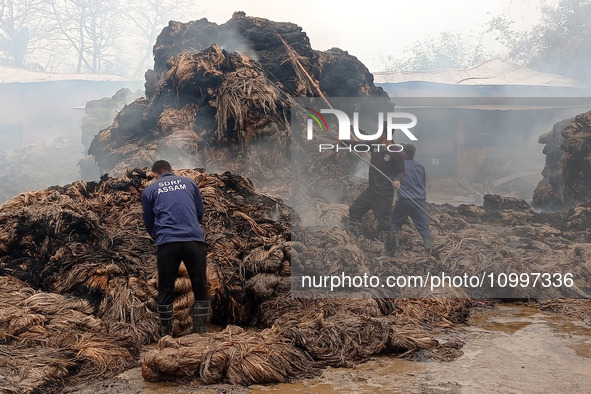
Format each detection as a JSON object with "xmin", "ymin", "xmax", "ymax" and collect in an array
[
  {"xmin": 291, "ymin": 96, "xmax": 591, "ymax": 212},
  {"xmin": 0, "ymin": 1, "xmax": 557, "ymax": 77},
  {"xmin": 0, "ymin": 80, "xmax": 142, "ymax": 204},
  {"xmin": 1, "ymin": 1, "xmax": 589, "ymax": 206},
  {"xmin": 394, "ymin": 98, "xmax": 591, "ymax": 205}
]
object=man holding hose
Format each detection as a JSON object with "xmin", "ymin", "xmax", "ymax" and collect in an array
[{"xmin": 345, "ymin": 131, "xmax": 405, "ymax": 257}]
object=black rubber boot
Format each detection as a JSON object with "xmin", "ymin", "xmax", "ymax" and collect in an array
[
  {"xmin": 157, "ymin": 304, "xmax": 173, "ymax": 337},
  {"xmin": 348, "ymin": 218, "xmax": 362, "ymax": 238},
  {"xmin": 383, "ymin": 230, "xmax": 398, "ymax": 257},
  {"xmin": 193, "ymin": 300, "xmax": 211, "ymax": 334}
]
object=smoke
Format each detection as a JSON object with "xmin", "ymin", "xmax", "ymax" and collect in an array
[
  {"xmin": 287, "ymin": 95, "xmax": 591, "ymax": 222},
  {"xmin": 161, "ymin": 15, "xmax": 260, "ymax": 63},
  {"xmin": 217, "ymin": 29, "xmax": 260, "ymax": 62},
  {"xmin": 381, "ymin": 96, "xmax": 591, "ymax": 204},
  {"xmin": 0, "ymin": 84, "xmax": 142, "ymax": 205},
  {"xmin": 0, "ymin": 134, "xmax": 82, "ymax": 204}
]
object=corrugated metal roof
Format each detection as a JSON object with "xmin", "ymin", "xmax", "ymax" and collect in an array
[
  {"xmin": 0, "ymin": 65, "xmax": 131, "ymax": 83},
  {"xmin": 373, "ymin": 58, "xmax": 582, "ymax": 88}
]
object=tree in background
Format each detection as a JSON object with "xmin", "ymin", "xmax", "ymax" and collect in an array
[
  {"xmin": 124, "ymin": 0, "xmax": 195, "ymax": 79},
  {"xmin": 501, "ymin": 0, "xmax": 591, "ymax": 82},
  {"xmin": 46, "ymin": 0, "xmax": 121, "ymax": 73},
  {"xmin": 0, "ymin": 0, "xmax": 47, "ymax": 68},
  {"xmin": 376, "ymin": 0, "xmax": 591, "ymax": 76},
  {"xmin": 377, "ymin": 31, "xmax": 490, "ymax": 72},
  {"xmin": 507, "ymin": 0, "xmax": 591, "ymax": 81}
]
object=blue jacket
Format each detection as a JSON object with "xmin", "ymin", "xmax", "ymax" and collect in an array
[
  {"xmin": 141, "ymin": 172, "xmax": 204, "ymax": 246},
  {"xmin": 398, "ymin": 159, "xmax": 427, "ymax": 201}
]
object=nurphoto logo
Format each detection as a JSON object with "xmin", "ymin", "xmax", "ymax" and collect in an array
[{"xmin": 304, "ymin": 107, "xmax": 418, "ymax": 152}]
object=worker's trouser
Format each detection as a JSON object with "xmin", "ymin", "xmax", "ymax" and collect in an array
[
  {"xmin": 390, "ymin": 198, "xmax": 432, "ymax": 240},
  {"xmin": 156, "ymin": 241, "xmax": 208, "ymax": 306},
  {"xmin": 349, "ymin": 187, "xmax": 394, "ymax": 232}
]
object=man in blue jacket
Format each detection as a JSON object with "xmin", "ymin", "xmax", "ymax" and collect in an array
[
  {"xmin": 390, "ymin": 144, "xmax": 433, "ymax": 254},
  {"xmin": 142, "ymin": 160, "xmax": 209, "ymax": 336}
]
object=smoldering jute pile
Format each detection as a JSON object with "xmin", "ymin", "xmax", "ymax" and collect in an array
[
  {"xmin": 2, "ymin": 168, "xmax": 591, "ymax": 390},
  {"xmin": 82, "ymin": 12, "xmax": 389, "ymax": 192},
  {"xmin": 1, "ymin": 168, "xmax": 469, "ymax": 392},
  {"xmin": 533, "ymin": 109, "xmax": 591, "ymax": 211},
  {"xmin": 2, "ymin": 11, "xmax": 591, "ymax": 393},
  {"xmin": 0, "ymin": 13, "xmax": 452, "ymax": 392}
]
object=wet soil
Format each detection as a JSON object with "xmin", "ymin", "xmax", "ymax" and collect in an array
[{"xmin": 64, "ymin": 304, "xmax": 591, "ymax": 394}]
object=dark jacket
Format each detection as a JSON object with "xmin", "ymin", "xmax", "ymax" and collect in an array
[
  {"xmin": 369, "ymin": 147, "xmax": 405, "ymax": 191},
  {"xmin": 398, "ymin": 159, "xmax": 427, "ymax": 201},
  {"xmin": 343, "ymin": 141, "xmax": 405, "ymax": 192},
  {"xmin": 141, "ymin": 172, "xmax": 204, "ymax": 246}
]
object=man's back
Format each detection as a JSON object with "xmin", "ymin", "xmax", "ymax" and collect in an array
[
  {"xmin": 399, "ymin": 159, "xmax": 426, "ymax": 200},
  {"xmin": 143, "ymin": 161, "xmax": 210, "ymax": 336},
  {"xmin": 142, "ymin": 172, "xmax": 204, "ymax": 245}
]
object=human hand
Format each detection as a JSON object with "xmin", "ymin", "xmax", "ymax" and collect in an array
[{"xmin": 392, "ymin": 180, "xmax": 400, "ymax": 189}]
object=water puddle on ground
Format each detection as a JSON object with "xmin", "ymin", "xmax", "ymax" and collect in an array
[
  {"xmin": 251, "ymin": 303, "xmax": 591, "ymax": 393},
  {"xmin": 66, "ymin": 304, "xmax": 591, "ymax": 393}
]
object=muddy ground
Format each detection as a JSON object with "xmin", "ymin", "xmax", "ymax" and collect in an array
[{"xmin": 63, "ymin": 303, "xmax": 591, "ymax": 393}]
